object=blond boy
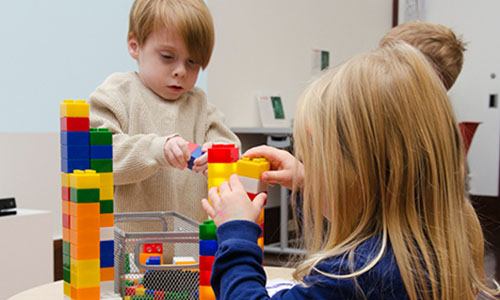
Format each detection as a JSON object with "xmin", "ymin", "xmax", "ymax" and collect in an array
[{"xmin": 89, "ymin": 0, "xmax": 239, "ymax": 222}]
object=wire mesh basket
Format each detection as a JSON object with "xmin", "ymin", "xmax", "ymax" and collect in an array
[{"xmin": 114, "ymin": 212, "xmax": 200, "ymax": 299}]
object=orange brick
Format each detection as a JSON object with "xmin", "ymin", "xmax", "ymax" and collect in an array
[
  {"xmin": 63, "ymin": 228, "xmax": 70, "ymax": 242},
  {"xmin": 70, "ymin": 216, "xmax": 100, "ymax": 230},
  {"xmin": 71, "ymin": 286, "xmax": 100, "ymax": 300},
  {"xmin": 199, "ymin": 285, "xmax": 216, "ymax": 300},
  {"xmin": 100, "ymin": 213, "xmax": 114, "ymax": 227},
  {"xmin": 100, "ymin": 267, "xmax": 114, "ymax": 281},
  {"xmin": 70, "ymin": 202, "xmax": 100, "ymax": 218},
  {"xmin": 62, "ymin": 200, "xmax": 70, "ymax": 215},
  {"xmin": 71, "ymin": 243, "xmax": 100, "ymax": 260},
  {"xmin": 70, "ymin": 229, "xmax": 100, "ymax": 245}
]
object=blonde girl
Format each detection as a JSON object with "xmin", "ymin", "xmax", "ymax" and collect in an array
[{"xmin": 202, "ymin": 41, "xmax": 500, "ymax": 299}]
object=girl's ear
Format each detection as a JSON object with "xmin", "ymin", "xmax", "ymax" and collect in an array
[{"xmin": 127, "ymin": 33, "xmax": 140, "ymax": 60}]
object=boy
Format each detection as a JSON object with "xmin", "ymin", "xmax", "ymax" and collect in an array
[
  {"xmin": 89, "ymin": 0, "xmax": 240, "ymax": 223},
  {"xmin": 379, "ymin": 21, "xmax": 466, "ymax": 90}
]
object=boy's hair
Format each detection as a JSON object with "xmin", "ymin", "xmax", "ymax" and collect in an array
[
  {"xmin": 380, "ymin": 22, "xmax": 466, "ymax": 90},
  {"xmin": 292, "ymin": 41, "xmax": 498, "ymax": 299},
  {"xmin": 128, "ymin": 0, "xmax": 215, "ymax": 69}
]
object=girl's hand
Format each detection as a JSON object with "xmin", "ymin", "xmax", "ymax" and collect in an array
[
  {"xmin": 243, "ymin": 145, "xmax": 303, "ymax": 190},
  {"xmin": 201, "ymin": 174, "xmax": 267, "ymax": 227},
  {"xmin": 163, "ymin": 136, "xmax": 190, "ymax": 169}
]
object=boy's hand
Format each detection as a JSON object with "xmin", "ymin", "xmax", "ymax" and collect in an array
[
  {"xmin": 201, "ymin": 174, "xmax": 267, "ymax": 227},
  {"xmin": 243, "ymin": 145, "xmax": 303, "ymax": 190},
  {"xmin": 163, "ymin": 136, "xmax": 190, "ymax": 170},
  {"xmin": 192, "ymin": 142, "xmax": 211, "ymax": 175}
]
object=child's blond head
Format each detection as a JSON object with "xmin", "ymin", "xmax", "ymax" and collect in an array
[
  {"xmin": 380, "ymin": 21, "xmax": 466, "ymax": 90},
  {"xmin": 128, "ymin": 0, "xmax": 214, "ymax": 69},
  {"xmin": 293, "ymin": 41, "xmax": 495, "ymax": 299}
]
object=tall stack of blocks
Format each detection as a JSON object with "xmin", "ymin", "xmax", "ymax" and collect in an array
[
  {"xmin": 60, "ymin": 100, "xmax": 114, "ymax": 300},
  {"xmin": 200, "ymin": 145, "xmax": 270, "ymax": 299},
  {"xmin": 199, "ymin": 220, "xmax": 217, "ymax": 300}
]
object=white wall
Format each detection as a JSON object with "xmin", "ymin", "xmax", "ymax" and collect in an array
[
  {"xmin": 402, "ymin": 0, "xmax": 500, "ymax": 196},
  {"xmin": 206, "ymin": 0, "xmax": 393, "ymax": 128}
]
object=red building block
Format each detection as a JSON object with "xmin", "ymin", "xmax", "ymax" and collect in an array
[
  {"xmin": 143, "ymin": 243, "xmax": 163, "ymax": 254},
  {"xmin": 60, "ymin": 117, "xmax": 89, "ymax": 131},
  {"xmin": 207, "ymin": 144, "xmax": 239, "ymax": 163},
  {"xmin": 199, "ymin": 255, "xmax": 215, "ymax": 271}
]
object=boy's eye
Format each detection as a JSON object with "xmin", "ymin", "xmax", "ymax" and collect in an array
[{"xmin": 162, "ymin": 54, "xmax": 173, "ymax": 59}]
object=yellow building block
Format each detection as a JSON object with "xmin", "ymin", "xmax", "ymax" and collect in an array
[
  {"xmin": 258, "ymin": 237, "xmax": 264, "ymax": 249},
  {"xmin": 61, "ymin": 173, "xmax": 70, "ymax": 187},
  {"xmin": 71, "ymin": 258, "xmax": 100, "ymax": 272},
  {"xmin": 63, "ymin": 281, "xmax": 71, "ymax": 297},
  {"xmin": 258, "ymin": 209, "xmax": 265, "ymax": 224},
  {"xmin": 70, "ymin": 268, "xmax": 100, "ymax": 288},
  {"xmin": 199, "ymin": 285, "xmax": 216, "ymax": 300},
  {"xmin": 99, "ymin": 172, "xmax": 114, "ymax": 187},
  {"xmin": 208, "ymin": 163, "xmax": 237, "ymax": 179},
  {"xmin": 70, "ymin": 170, "xmax": 100, "ymax": 189},
  {"xmin": 60, "ymin": 99, "xmax": 89, "ymax": 118},
  {"xmin": 136, "ymin": 287, "xmax": 145, "ymax": 295},
  {"xmin": 236, "ymin": 157, "xmax": 270, "ymax": 179},
  {"xmin": 100, "ymin": 186, "xmax": 114, "ymax": 200}
]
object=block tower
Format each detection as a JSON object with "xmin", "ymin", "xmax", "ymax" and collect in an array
[
  {"xmin": 200, "ymin": 145, "xmax": 270, "ymax": 299},
  {"xmin": 60, "ymin": 100, "xmax": 114, "ymax": 300}
]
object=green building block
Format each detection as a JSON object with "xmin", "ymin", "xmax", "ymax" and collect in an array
[
  {"xmin": 63, "ymin": 266, "xmax": 71, "ymax": 283},
  {"xmin": 62, "ymin": 240, "xmax": 70, "ymax": 254},
  {"xmin": 125, "ymin": 253, "xmax": 130, "ymax": 273},
  {"xmin": 199, "ymin": 219, "xmax": 217, "ymax": 240},
  {"xmin": 100, "ymin": 200, "xmax": 114, "ymax": 213},
  {"xmin": 70, "ymin": 188, "xmax": 100, "ymax": 203},
  {"xmin": 90, "ymin": 159, "xmax": 113, "ymax": 172},
  {"xmin": 90, "ymin": 128, "xmax": 112, "ymax": 145}
]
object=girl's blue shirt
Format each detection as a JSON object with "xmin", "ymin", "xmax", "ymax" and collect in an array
[{"xmin": 211, "ymin": 220, "xmax": 410, "ymax": 300}]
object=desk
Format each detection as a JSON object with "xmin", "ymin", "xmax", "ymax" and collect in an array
[{"xmin": 7, "ymin": 266, "xmax": 295, "ymax": 300}]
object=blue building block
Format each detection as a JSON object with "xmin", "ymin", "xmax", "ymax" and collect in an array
[
  {"xmin": 146, "ymin": 256, "xmax": 161, "ymax": 265},
  {"xmin": 188, "ymin": 146, "xmax": 203, "ymax": 170},
  {"xmin": 61, "ymin": 158, "xmax": 90, "ymax": 173},
  {"xmin": 100, "ymin": 254, "xmax": 114, "ymax": 268},
  {"xmin": 90, "ymin": 145, "xmax": 113, "ymax": 159},
  {"xmin": 61, "ymin": 145, "xmax": 90, "ymax": 159},
  {"xmin": 60, "ymin": 131, "xmax": 89, "ymax": 146},
  {"xmin": 199, "ymin": 240, "xmax": 218, "ymax": 256},
  {"xmin": 100, "ymin": 240, "xmax": 114, "ymax": 253}
]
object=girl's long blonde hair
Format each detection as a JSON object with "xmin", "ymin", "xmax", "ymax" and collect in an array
[{"xmin": 292, "ymin": 41, "xmax": 499, "ymax": 299}]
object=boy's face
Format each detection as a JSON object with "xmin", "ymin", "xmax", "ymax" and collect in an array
[{"xmin": 128, "ymin": 28, "xmax": 201, "ymax": 100}]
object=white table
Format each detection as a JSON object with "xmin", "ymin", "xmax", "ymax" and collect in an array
[
  {"xmin": 0, "ymin": 209, "xmax": 53, "ymax": 299},
  {"xmin": 7, "ymin": 266, "xmax": 295, "ymax": 300}
]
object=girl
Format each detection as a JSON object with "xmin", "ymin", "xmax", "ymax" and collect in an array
[{"xmin": 201, "ymin": 41, "xmax": 499, "ymax": 299}]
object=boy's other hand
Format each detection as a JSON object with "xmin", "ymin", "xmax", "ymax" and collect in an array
[
  {"xmin": 192, "ymin": 142, "xmax": 211, "ymax": 175},
  {"xmin": 163, "ymin": 136, "xmax": 190, "ymax": 170},
  {"xmin": 243, "ymin": 145, "xmax": 303, "ymax": 190},
  {"xmin": 201, "ymin": 174, "xmax": 266, "ymax": 227}
]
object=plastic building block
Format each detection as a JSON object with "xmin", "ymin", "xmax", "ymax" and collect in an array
[
  {"xmin": 70, "ymin": 202, "xmax": 100, "ymax": 218},
  {"xmin": 100, "ymin": 267, "xmax": 114, "ymax": 281},
  {"xmin": 70, "ymin": 228, "xmax": 100, "ymax": 245},
  {"xmin": 207, "ymin": 144, "xmax": 239, "ymax": 163},
  {"xmin": 199, "ymin": 240, "xmax": 218, "ymax": 256},
  {"xmin": 143, "ymin": 243, "xmax": 163, "ymax": 254},
  {"xmin": 70, "ymin": 170, "xmax": 100, "ymax": 189},
  {"xmin": 100, "ymin": 213, "xmax": 114, "ymax": 227},
  {"xmin": 100, "ymin": 254, "xmax": 114, "ymax": 268},
  {"xmin": 61, "ymin": 158, "xmax": 90, "ymax": 173},
  {"xmin": 60, "ymin": 117, "xmax": 90, "ymax": 132},
  {"xmin": 70, "ymin": 243, "xmax": 100, "ymax": 260},
  {"xmin": 61, "ymin": 173, "xmax": 71, "ymax": 187},
  {"xmin": 100, "ymin": 227, "xmax": 114, "ymax": 241},
  {"xmin": 60, "ymin": 100, "xmax": 89, "ymax": 118},
  {"xmin": 61, "ymin": 131, "xmax": 90, "ymax": 146},
  {"xmin": 61, "ymin": 145, "xmax": 90, "ymax": 160},
  {"xmin": 100, "ymin": 186, "xmax": 114, "ymax": 200},
  {"xmin": 100, "ymin": 200, "xmax": 114, "ymax": 214},
  {"xmin": 70, "ymin": 188, "xmax": 100, "ymax": 203},
  {"xmin": 208, "ymin": 163, "xmax": 237, "ymax": 179},
  {"xmin": 199, "ymin": 220, "xmax": 217, "ymax": 240},
  {"xmin": 99, "ymin": 172, "xmax": 114, "ymax": 187},
  {"xmin": 199, "ymin": 270, "xmax": 211, "ymax": 286},
  {"xmin": 70, "ymin": 215, "xmax": 100, "ymax": 230},
  {"xmin": 199, "ymin": 285, "xmax": 216, "ymax": 300},
  {"xmin": 90, "ymin": 145, "xmax": 112, "ymax": 159},
  {"xmin": 236, "ymin": 157, "xmax": 270, "ymax": 179},
  {"xmin": 62, "ymin": 186, "xmax": 71, "ymax": 201},
  {"xmin": 71, "ymin": 286, "xmax": 100, "ymax": 300},
  {"xmin": 238, "ymin": 176, "xmax": 267, "ymax": 194},
  {"xmin": 90, "ymin": 159, "xmax": 113, "ymax": 172},
  {"xmin": 172, "ymin": 256, "xmax": 196, "ymax": 265},
  {"xmin": 199, "ymin": 255, "xmax": 215, "ymax": 271},
  {"xmin": 90, "ymin": 128, "xmax": 112, "ymax": 145},
  {"xmin": 146, "ymin": 256, "xmax": 161, "ymax": 265},
  {"xmin": 187, "ymin": 142, "xmax": 203, "ymax": 170},
  {"xmin": 139, "ymin": 253, "xmax": 163, "ymax": 266}
]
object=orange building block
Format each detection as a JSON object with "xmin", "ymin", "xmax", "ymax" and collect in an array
[
  {"xmin": 71, "ymin": 286, "xmax": 100, "ymax": 300},
  {"xmin": 70, "ymin": 202, "xmax": 100, "ymax": 218},
  {"xmin": 199, "ymin": 285, "xmax": 216, "ymax": 300},
  {"xmin": 100, "ymin": 213, "xmax": 114, "ymax": 227},
  {"xmin": 100, "ymin": 267, "xmax": 114, "ymax": 281}
]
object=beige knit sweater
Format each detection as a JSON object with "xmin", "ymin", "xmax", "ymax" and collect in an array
[{"xmin": 89, "ymin": 72, "xmax": 240, "ymax": 223}]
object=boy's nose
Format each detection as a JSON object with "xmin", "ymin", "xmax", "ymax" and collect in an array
[{"xmin": 173, "ymin": 62, "xmax": 186, "ymax": 77}]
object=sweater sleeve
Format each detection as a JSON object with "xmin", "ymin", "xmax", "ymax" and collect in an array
[
  {"xmin": 211, "ymin": 221, "xmax": 359, "ymax": 300},
  {"xmin": 205, "ymin": 102, "xmax": 241, "ymax": 147},
  {"xmin": 89, "ymin": 80, "xmax": 174, "ymax": 185}
]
